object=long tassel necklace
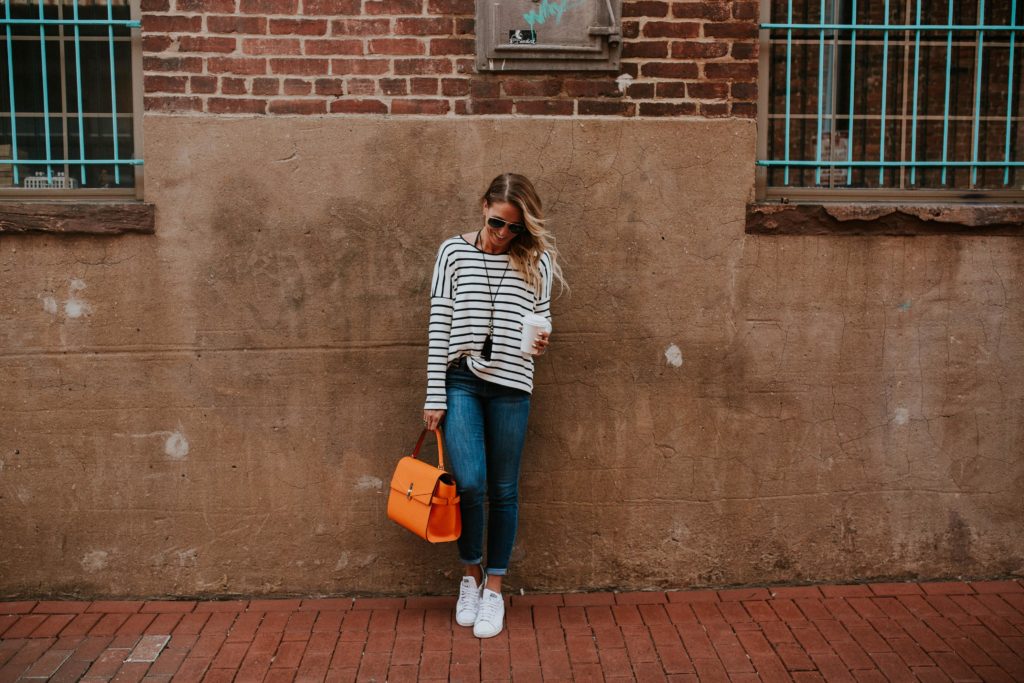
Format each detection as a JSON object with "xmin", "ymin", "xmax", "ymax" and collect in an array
[{"xmin": 476, "ymin": 229, "xmax": 510, "ymax": 362}]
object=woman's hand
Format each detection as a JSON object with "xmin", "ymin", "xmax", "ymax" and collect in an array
[
  {"xmin": 423, "ymin": 409, "xmax": 446, "ymax": 431},
  {"xmin": 532, "ymin": 330, "xmax": 550, "ymax": 356}
]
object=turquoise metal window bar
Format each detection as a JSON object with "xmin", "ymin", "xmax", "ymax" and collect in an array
[
  {"xmin": 1, "ymin": 0, "xmax": 143, "ymax": 192},
  {"xmin": 757, "ymin": 0, "xmax": 1024, "ymax": 198}
]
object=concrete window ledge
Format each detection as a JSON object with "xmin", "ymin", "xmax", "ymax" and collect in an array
[
  {"xmin": 746, "ymin": 202, "xmax": 1024, "ymax": 236},
  {"xmin": 0, "ymin": 201, "xmax": 155, "ymax": 235}
]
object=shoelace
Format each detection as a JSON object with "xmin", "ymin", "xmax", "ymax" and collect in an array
[
  {"xmin": 457, "ymin": 581, "xmax": 480, "ymax": 611},
  {"xmin": 477, "ymin": 594, "xmax": 502, "ymax": 623}
]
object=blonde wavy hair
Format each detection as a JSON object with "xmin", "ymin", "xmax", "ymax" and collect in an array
[{"xmin": 482, "ymin": 173, "xmax": 567, "ymax": 295}]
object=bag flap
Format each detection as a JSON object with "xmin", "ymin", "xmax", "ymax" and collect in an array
[{"xmin": 390, "ymin": 455, "xmax": 444, "ymax": 503}]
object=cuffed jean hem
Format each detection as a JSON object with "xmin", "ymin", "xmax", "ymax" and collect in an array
[
  {"xmin": 460, "ymin": 558, "xmax": 484, "ymax": 567},
  {"xmin": 485, "ymin": 568, "xmax": 508, "ymax": 576}
]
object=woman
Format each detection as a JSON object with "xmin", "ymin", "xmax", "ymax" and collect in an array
[{"xmin": 422, "ymin": 173, "xmax": 564, "ymax": 639}]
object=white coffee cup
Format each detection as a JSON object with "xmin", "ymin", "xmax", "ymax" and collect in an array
[{"xmin": 520, "ymin": 312, "xmax": 552, "ymax": 356}]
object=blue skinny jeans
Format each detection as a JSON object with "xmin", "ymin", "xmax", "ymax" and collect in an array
[{"xmin": 443, "ymin": 359, "xmax": 531, "ymax": 576}]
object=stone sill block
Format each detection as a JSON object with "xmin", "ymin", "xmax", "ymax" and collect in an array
[
  {"xmin": 746, "ymin": 202, "xmax": 1024, "ymax": 236},
  {"xmin": 0, "ymin": 201, "xmax": 155, "ymax": 235}
]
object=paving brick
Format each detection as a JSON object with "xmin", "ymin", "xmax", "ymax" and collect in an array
[
  {"xmin": 911, "ymin": 666, "xmax": 954, "ymax": 683},
  {"xmin": 69, "ymin": 635, "xmax": 114, "ymax": 662},
  {"xmin": 299, "ymin": 598, "xmax": 353, "ymax": 611},
  {"xmin": 924, "ymin": 583, "xmax": 975, "ymax": 596},
  {"xmin": 631, "ymin": 603, "xmax": 668, "ymax": 626},
  {"xmin": 5, "ymin": 614, "xmax": 48, "ymax": 638},
  {"xmin": 31, "ymin": 613, "xmax": 78, "ymax": 638},
  {"xmin": 172, "ymin": 612, "xmax": 211, "ymax": 635},
  {"xmin": 871, "ymin": 651, "xmax": 919, "ymax": 682},
  {"xmin": 771, "ymin": 599, "xmax": 807, "ymax": 622},
  {"xmin": 117, "ymin": 613, "xmax": 158, "ymax": 637},
  {"xmin": 236, "ymin": 651, "xmax": 273, "ymax": 680},
  {"xmin": 611, "ymin": 604, "xmax": 643, "ymax": 627},
  {"xmin": 140, "ymin": 601, "xmax": 197, "ymax": 613},
  {"xmin": 148, "ymin": 647, "xmax": 187, "ymax": 677},
  {"xmin": 49, "ymin": 657, "xmax": 92, "ymax": 683},
  {"xmin": 508, "ymin": 593, "xmax": 562, "ymax": 608},
  {"xmin": 84, "ymin": 647, "xmax": 131, "ymax": 677},
  {"xmin": 562, "ymin": 593, "xmax": 615, "ymax": 607},
  {"xmin": 929, "ymin": 651, "xmax": 980, "ymax": 682},
  {"xmin": 284, "ymin": 611, "xmax": 317, "ymax": 640},
  {"xmin": 89, "ymin": 613, "xmax": 131, "ymax": 637},
  {"xmin": 771, "ymin": 586, "xmax": 824, "ymax": 600},
  {"xmin": 194, "ymin": 601, "xmax": 248, "ymax": 613},
  {"xmin": 88, "ymin": 601, "xmax": 144, "ymax": 614},
  {"xmin": 889, "ymin": 636, "xmax": 937, "ymax": 666},
  {"xmin": 210, "ymin": 640, "xmax": 249, "ymax": 669},
  {"xmin": 717, "ymin": 588, "xmax": 770, "ymax": 602},
  {"xmin": 127, "ymin": 634, "xmax": 171, "ymax": 662},
  {"xmin": 144, "ymin": 613, "xmax": 183, "ymax": 635},
  {"xmin": 821, "ymin": 585, "xmax": 874, "ymax": 598},
  {"xmin": 810, "ymin": 651, "xmax": 856, "ymax": 682},
  {"xmin": 351, "ymin": 597, "xmax": 404, "ymax": 610},
  {"xmin": 691, "ymin": 657, "xmax": 730, "ymax": 682},
  {"xmin": 666, "ymin": 590, "xmax": 719, "ymax": 604},
  {"xmin": 847, "ymin": 624, "xmax": 893, "ymax": 653},
  {"xmin": 32, "ymin": 601, "xmax": 88, "ymax": 614},
  {"xmin": 708, "ymin": 630, "xmax": 754, "ymax": 673},
  {"xmin": 23, "ymin": 648, "xmax": 73, "ymax": 677},
  {"xmin": 976, "ymin": 595, "xmax": 1024, "ymax": 621},
  {"xmin": 267, "ymin": 668, "xmax": 301, "ymax": 682},
  {"xmin": 170, "ymin": 656, "xmax": 211, "ymax": 682},
  {"xmin": 1, "ymin": 601, "xmax": 38, "ymax": 614},
  {"xmin": 201, "ymin": 611, "xmax": 239, "ymax": 635},
  {"xmin": 777, "ymin": 642, "xmax": 816, "ymax": 670},
  {"xmin": 596, "ymin": 646, "xmax": 633, "ymax": 679},
  {"xmin": 111, "ymin": 660, "xmax": 151, "ymax": 682},
  {"xmin": 312, "ymin": 610, "xmax": 347, "ymax": 633},
  {"xmin": 419, "ymin": 649, "xmax": 450, "ymax": 678},
  {"xmin": 615, "ymin": 591, "xmax": 667, "ymax": 604},
  {"xmin": 971, "ymin": 581, "xmax": 1024, "ymax": 594}
]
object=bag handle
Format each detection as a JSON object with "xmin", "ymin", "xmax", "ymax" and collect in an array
[{"xmin": 410, "ymin": 427, "xmax": 446, "ymax": 471}]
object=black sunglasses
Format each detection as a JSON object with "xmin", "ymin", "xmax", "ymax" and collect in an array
[{"xmin": 487, "ymin": 216, "xmax": 527, "ymax": 234}]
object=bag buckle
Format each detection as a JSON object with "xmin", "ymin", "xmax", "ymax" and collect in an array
[{"xmin": 406, "ymin": 483, "xmax": 414, "ymax": 499}]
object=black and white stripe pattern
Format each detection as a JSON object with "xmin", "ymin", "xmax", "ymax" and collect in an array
[{"xmin": 425, "ymin": 235, "xmax": 553, "ymax": 410}]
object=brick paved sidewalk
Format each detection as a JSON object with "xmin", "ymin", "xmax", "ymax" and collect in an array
[{"xmin": 1, "ymin": 580, "xmax": 1023, "ymax": 682}]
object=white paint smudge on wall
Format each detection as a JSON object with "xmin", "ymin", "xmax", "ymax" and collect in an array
[
  {"xmin": 164, "ymin": 431, "xmax": 190, "ymax": 459},
  {"xmin": 894, "ymin": 408, "xmax": 909, "ymax": 425},
  {"xmin": 81, "ymin": 550, "xmax": 109, "ymax": 573},
  {"xmin": 15, "ymin": 486, "xmax": 31, "ymax": 503},
  {"xmin": 354, "ymin": 475, "xmax": 383, "ymax": 491},
  {"xmin": 41, "ymin": 278, "xmax": 93, "ymax": 319},
  {"xmin": 334, "ymin": 551, "xmax": 350, "ymax": 571},
  {"xmin": 115, "ymin": 427, "xmax": 190, "ymax": 459},
  {"xmin": 664, "ymin": 344, "xmax": 683, "ymax": 368},
  {"xmin": 177, "ymin": 548, "xmax": 199, "ymax": 567}
]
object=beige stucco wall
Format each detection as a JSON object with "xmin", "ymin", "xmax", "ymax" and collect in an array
[{"xmin": 1, "ymin": 116, "xmax": 1021, "ymax": 598}]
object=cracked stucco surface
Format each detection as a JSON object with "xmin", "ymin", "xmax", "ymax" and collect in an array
[{"xmin": 0, "ymin": 116, "xmax": 1021, "ymax": 597}]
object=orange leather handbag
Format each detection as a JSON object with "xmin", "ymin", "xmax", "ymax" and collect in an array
[{"xmin": 387, "ymin": 428, "xmax": 461, "ymax": 543}]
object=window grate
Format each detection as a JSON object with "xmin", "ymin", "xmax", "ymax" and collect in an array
[
  {"xmin": 1, "ymin": 0, "xmax": 142, "ymax": 193},
  {"xmin": 757, "ymin": 0, "xmax": 1024, "ymax": 199}
]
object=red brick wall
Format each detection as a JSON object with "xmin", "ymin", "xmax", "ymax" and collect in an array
[{"xmin": 141, "ymin": 0, "xmax": 759, "ymax": 117}]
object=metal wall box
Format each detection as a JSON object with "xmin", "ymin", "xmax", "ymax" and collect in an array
[{"xmin": 476, "ymin": 0, "xmax": 622, "ymax": 72}]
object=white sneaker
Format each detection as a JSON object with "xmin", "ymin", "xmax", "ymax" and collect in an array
[
  {"xmin": 455, "ymin": 575, "xmax": 482, "ymax": 627},
  {"xmin": 473, "ymin": 588, "xmax": 505, "ymax": 639}
]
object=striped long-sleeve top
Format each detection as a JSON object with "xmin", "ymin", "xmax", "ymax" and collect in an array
[{"xmin": 424, "ymin": 235, "xmax": 553, "ymax": 410}]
